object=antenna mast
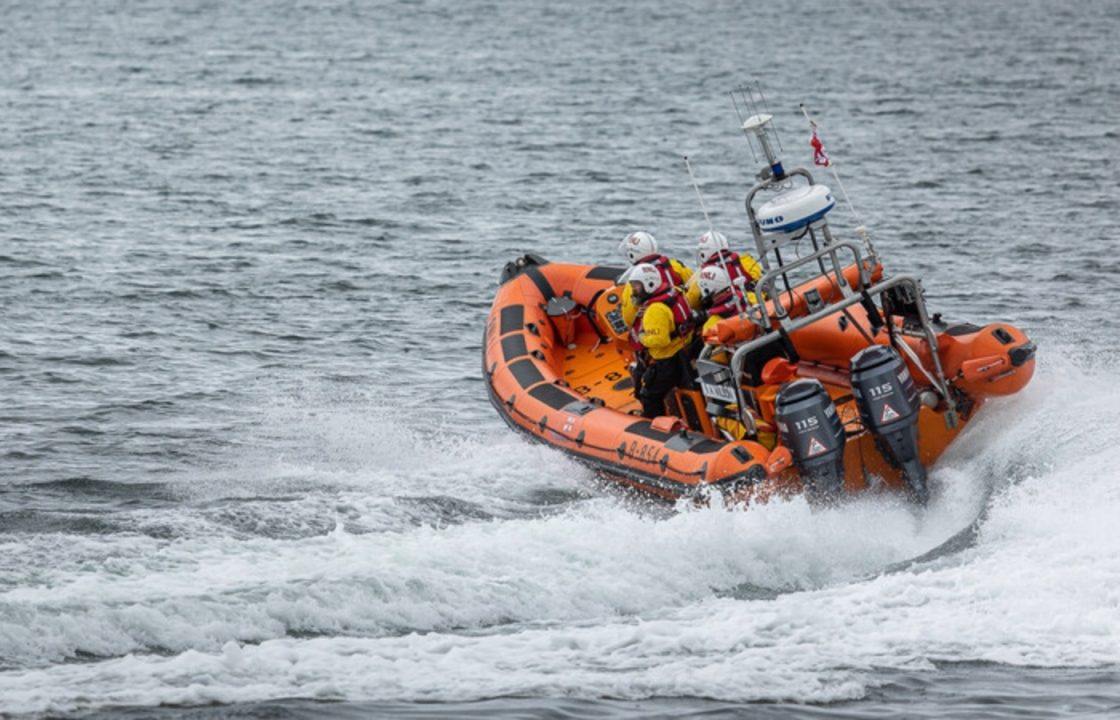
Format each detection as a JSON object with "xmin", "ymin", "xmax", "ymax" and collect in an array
[{"xmin": 736, "ymin": 83, "xmax": 786, "ymax": 182}]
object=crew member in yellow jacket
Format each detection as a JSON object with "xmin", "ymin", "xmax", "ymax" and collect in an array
[
  {"xmin": 687, "ymin": 230, "xmax": 763, "ymax": 306},
  {"xmin": 616, "ymin": 231, "xmax": 699, "ymax": 325},
  {"xmin": 696, "ymin": 265, "xmax": 757, "ymax": 336},
  {"xmin": 695, "ymin": 265, "xmax": 777, "ymax": 448},
  {"xmin": 626, "ymin": 263, "xmax": 698, "ymax": 418}
]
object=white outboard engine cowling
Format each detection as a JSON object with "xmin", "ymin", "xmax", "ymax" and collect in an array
[{"xmin": 849, "ymin": 345, "xmax": 929, "ymax": 505}]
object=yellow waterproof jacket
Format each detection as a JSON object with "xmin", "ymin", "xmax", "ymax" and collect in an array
[
  {"xmin": 702, "ymin": 312, "xmax": 726, "ymax": 336},
  {"xmin": 715, "ymin": 414, "xmax": 777, "ymax": 449},
  {"xmin": 701, "ymin": 291, "xmax": 759, "ymax": 334},
  {"xmin": 668, "ymin": 257, "xmax": 695, "ymax": 285},
  {"xmin": 686, "ymin": 253, "xmax": 764, "ymax": 305},
  {"xmin": 738, "ymin": 253, "xmax": 764, "ymax": 282},
  {"xmin": 635, "ymin": 301, "xmax": 693, "ymax": 360},
  {"xmin": 620, "ymin": 258, "xmax": 698, "ymax": 325}
]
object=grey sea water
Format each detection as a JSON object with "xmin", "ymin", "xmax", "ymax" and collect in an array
[{"xmin": 2, "ymin": 0, "xmax": 1119, "ymax": 717}]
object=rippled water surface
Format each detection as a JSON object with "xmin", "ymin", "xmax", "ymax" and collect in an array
[{"xmin": 2, "ymin": 0, "xmax": 1119, "ymax": 717}]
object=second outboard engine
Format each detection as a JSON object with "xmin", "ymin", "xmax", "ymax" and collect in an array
[
  {"xmin": 775, "ymin": 379, "xmax": 846, "ymax": 501},
  {"xmin": 849, "ymin": 345, "xmax": 929, "ymax": 505}
]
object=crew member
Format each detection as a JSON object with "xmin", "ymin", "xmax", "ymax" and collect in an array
[
  {"xmin": 696, "ymin": 265, "xmax": 753, "ymax": 335},
  {"xmin": 695, "ymin": 264, "xmax": 776, "ymax": 447},
  {"xmin": 618, "ymin": 231, "xmax": 692, "ymax": 285},
  {"xmin": 675, "ymin": 231, "xmax": 760, "ymax": 360},
  {"xmin": 627, "ymin": 263, "xmax": 698, "ymax": 418},
  {"xmin": 617, "ymin": 231, "xmax": 698, "ymax": 324},
  {"xmin": 691, "ymin": 230, "xmax": 763, "ymax": 299}
]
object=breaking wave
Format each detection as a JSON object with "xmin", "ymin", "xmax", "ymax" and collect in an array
[{"xmin": 3, "ymin": 356, "xmax": 1119, "ymax": 715}]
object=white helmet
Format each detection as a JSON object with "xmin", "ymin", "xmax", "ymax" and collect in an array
[
  {"xmin": 697, "ymin": 265, "xmax": 731, "ymax": 301},
  {"xmin": 626, "ymin": 263, "xmax": 665, "ymax": 296},
  {"xmin": 696, "ymin": 230, "xmax": 729, "ymax": 266},
  {"xmin": 619, "ymin": 231, "xmax": 658, "ymax": 265}
]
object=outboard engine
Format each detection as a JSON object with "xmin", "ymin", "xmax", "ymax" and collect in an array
[
  {"xmin": 775, "ymin": 379, "xmax": 846, "ymax": 501},
  {"xmin": 849, "ymin": 345, "xmax": 929, "ymax": 505}
]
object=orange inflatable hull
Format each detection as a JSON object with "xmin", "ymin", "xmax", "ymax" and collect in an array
[{"xmin": 484, "ymin": 255, "xmax": 1036, "ymax": 504}]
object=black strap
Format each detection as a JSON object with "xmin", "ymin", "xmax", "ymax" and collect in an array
[
  {"xmin": 777, "ymin": 326, "xmax": 801, "ymax": 363},
  {"xmin": 523, "ymin": 265, "xmax": 555, "ymax": 302},
  {"xmin": 861, "ymin": 290, "xmax": 884, "ymax": 333}
]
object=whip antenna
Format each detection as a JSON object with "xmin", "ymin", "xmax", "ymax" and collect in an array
[
  {"xmin": 683, "ymin": 155, "xmax": 744, "ymax": 317},
  {"xmin": 756, "ymin": 82, "xmax": 783, "ymax": 153},
  {"xmin": 728, "ymin": 92, "xmax": 758, "ymax": 163},
  {"xmin": 683, "ymin": 155, "xmax": 714, "ymax": 233}
]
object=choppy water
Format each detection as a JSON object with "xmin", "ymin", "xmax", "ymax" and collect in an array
[{"xmin": 2, "ymin": 0, "xmax": 1119, "ymax": 717}]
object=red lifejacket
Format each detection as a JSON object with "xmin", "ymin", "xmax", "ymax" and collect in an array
[
  {"xmin": 629, "ymin": 287, "xmax": 695, "ymax": 352},
  {"xmin": 707, "ymin": 287, "xmax": 749, "ymax": 320},
  {"xmin": 635, "ymin": 253, "xmax": 685, "ymax": 288},
  {"xmin": 703, "ymin": 249, "xmax": 755, "ymax": 291}
]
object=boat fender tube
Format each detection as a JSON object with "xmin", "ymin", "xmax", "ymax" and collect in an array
[
  {"xmin": 849, "ymin": 345, "xmax": 929, "ymax": 505},
  {"xmin": 774, "ymin": 379, "xmax": 846, "ymax": 501}
]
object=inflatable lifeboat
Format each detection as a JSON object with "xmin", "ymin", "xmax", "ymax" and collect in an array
[{"xmin": 483, "ymin": 112, "xmax": 1036, "ymax": 506}]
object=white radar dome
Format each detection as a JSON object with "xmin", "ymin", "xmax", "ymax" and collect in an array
[{"xmin": 756, "ymin": 184, "xmax": 835, "ymax": 235}]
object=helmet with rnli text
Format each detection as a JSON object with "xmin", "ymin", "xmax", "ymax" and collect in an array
[
  {"xmin": 696, "ymin": 230, "xmax": 729, "ymax": 266},
  {"xmin": 627, "ymin": 262, "xmax": 666, "ymax": 298},
  {"xmin": 697, "ymin": 265, "xmax": 732, "ymax": 301},
  {"xmin": 619, "ymin": 231, "xmax": 658, "ymax": 265}
]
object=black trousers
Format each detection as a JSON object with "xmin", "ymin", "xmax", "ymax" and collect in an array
[{"xmin": 637, "ymin": 352, "xmax": 694, "ymax": 419}]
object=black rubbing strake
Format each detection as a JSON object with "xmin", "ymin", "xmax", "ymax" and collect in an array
[
  {"xmin": 945, "ymin": 322, "xmax": 982, "ymax": 336},
  {"xmin": 624, "ymin": 420, "xmax": 674, "ymax": 442},
  {"xmin": 585, "ymin": 265, "xmax": 627, "ymax": 281},
  {"xmin": 665, "ymin": 433, "xmax": 705, "ymax": 453},
  {"xmin": 508, "ymin": 358, "xmax": 545, "ymax": 389},
  {"xmin": 499, "ymin": 305, "xmax": 524, "ymax": 334},
  {"xmin": 560, "ymin": 400, "xmax": 598, "ymax": 416},
  {"xmin": 689, "ymin": 439, "xmax": 726, "ymax": 455},
  {"xmin": 529, "ymin": 383, "xmax": 581, "ymax": 411},
  {"xmin": 501, "ymin": 334, "xmax": 528, "ymax": 362},
  {"xmin": 486, "ymin": 369, "xmax": 708, "ymax": 489}
]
